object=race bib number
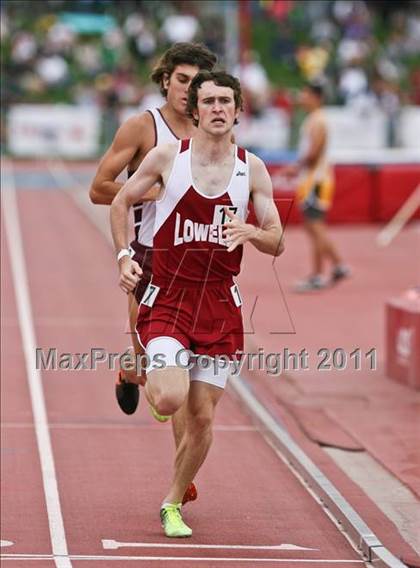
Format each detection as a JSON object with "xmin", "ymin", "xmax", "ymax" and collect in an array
[
  {"xmin": 230, "ymin": 283, "xmax": 243, "ymax": 307},
  {"xmin": 140, "ymin": 283, "xmax": 160, "ymax": 307},
  {"xmin": 213, "ymin": 205, "xmax": 238, "ymax": 226}
]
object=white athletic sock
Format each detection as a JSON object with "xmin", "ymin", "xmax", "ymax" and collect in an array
[{"xmin": 161, "ymin": 501, "xmax": 181, "ymax": 509}]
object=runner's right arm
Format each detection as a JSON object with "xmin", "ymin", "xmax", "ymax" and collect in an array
[
  {"xmin": 89, "ymin": 113, "xmax": 156, "ymax": 205},
  {"xmin": 110, "ymin": 144, "xmax": 174, "ymax": 293}
]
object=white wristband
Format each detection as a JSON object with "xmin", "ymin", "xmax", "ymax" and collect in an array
[{"xmin": 117, "ymin": 248, "xmax": 131, "ymax": 262}]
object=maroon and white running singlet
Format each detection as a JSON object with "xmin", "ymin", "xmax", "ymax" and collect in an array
[
  {"xmin": 137, "ymin": 139, "xmax": 250, "ymax": 359},
  {"xmin": 129, "ymin": 108, "xmax": 178, "ymax": 303}
]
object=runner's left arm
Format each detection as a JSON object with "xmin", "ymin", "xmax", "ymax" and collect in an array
[{"xmin": 223, "ymin": 154, "xmax": 284, "ymax": 257}]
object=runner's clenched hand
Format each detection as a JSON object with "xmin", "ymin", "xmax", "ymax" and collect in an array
[
  {"xmin": 118, "ymin": 258, "xmax": 142, "ymax": 293},
  {"xmin": 222, "ymin": 207, "xmax": 257, "ymax": 252}
]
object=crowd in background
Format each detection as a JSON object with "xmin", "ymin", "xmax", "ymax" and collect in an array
[
  {"xmin": 1, "ymin": 0, "xmax": 224, "ymax": 109},
  {"xmin": 2, "ymin": 0, "xmax": 420, "ymax": 149}
]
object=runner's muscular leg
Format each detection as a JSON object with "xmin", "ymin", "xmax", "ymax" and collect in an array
[
  {"xmin": 172, "ymin": 398, "xmax": 188, "ymax": 448},
  {"xmin": 304, "ymin": 219, "xmax": 323, "ymax": 274},
  {"xmin": 146, "ymin": 366, "xmax": 190, "ymax": 417},
  {"xmin": 164, "ymin": 381, "xmax": 223, "ymax": 504},
  {"xmin": 310, "ymin": 220, "xmax": 342, "ymax": 266}
]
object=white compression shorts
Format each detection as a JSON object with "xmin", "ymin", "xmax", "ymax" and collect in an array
[{"xmin": 144, "ymin": 336, "xmax": 231, "ymax": 389}]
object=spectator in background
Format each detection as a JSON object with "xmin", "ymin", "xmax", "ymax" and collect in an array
[
  {"xmin": 46, "ymin": 21, "xmax": 76, "ymax": 55},
  {"xmin": 371, "ymin": 72, "xmax": 401, "ymax": 146},
  {"xmin": 296, "ymin": 43, "xmax": 330, "ymax": 82},
  {"xmin": 282, "ymin": 82, "xmax": 350, "ymax": 292},
  {"xmin": 386, "ymin": 10, "xmax": 420, "ymax": 60},
  {"xmin": 410, "ymin": 68, "xmax": 420, "ymax": 105},
  {"xmin": 234, "ymin": 50, "xmax": 270, "ymax": 114},
  {"xmin": 124, "ymin": 13, "xmax": 157, "ymax": 61},
  {"xmin": 333, "ymin": 0, "xmax": 373, "ymax": 105},
  {"xmin": 338, "ymin": 64, "xmax": 368, "ymax": 104},
  {"xmin": 74, "ymin": 42, "xmax": 103, "ymax": 77},
  {"xmin": 36, "ymin": 52, "xmax": 69, "ymax": 86},
  {"xmin": 10, "ymin": 31, "xmax": 37, "ymax": 66},
  {"xmin": 234, "ymin": 50, "xmax": 290, "ymax": 152},
  {"xmin": 161, "ymin": 12, "xmax": 200, "ymax": 44}
]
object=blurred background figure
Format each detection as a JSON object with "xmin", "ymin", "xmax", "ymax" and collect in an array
[
  {"xmin": 283, "ymin": 82, "xmax": 350, "ymax": 292},
  {"xmin": 234, "ymin": 49, "xmax": 270, "ymax": 113}
]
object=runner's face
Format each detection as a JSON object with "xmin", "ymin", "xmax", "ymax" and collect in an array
[
  {"xmin": 194, "ymin": 81, "xmax": 239, "ymax": 136},
  {"xmin": 164, "ymin": 64, "xmax": 200, "ymax": 115}
]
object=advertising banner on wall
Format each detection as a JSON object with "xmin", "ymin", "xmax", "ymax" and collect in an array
[
  {"xmin": 7, "ymin": 105, "xmax": 101, "ymax": 158},
  {"xmin": 324, "ymin": 106, "xmax": 388, "ymax": 151}
]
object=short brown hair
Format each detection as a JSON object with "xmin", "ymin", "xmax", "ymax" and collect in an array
[
  {"xmin": 186, "ymin": 71, "xmax": 243, "ymax": 126},
  {"xmin": 151, "ymin": 43, "xmax": 217, "ymax": 98}
]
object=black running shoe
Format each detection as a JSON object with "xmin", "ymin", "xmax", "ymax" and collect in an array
[
  {"xmin": 115, "ymin": 372, "xmax": 139, "ymax": 415},
  {"xmin": 331, "ymin": 265, "xmax": 351, "ymax": 284}
]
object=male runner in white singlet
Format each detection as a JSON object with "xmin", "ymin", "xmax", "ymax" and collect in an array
[
  {"xmin": 90, "ymin": 43, "xmax": 216, "ymax": 407},
  {"xmin": 91, "ymin": 42, "xmax": 216, "ymax": 507},
  {"xmin": 110, "ymin": 71, "xmax": 284, "ymax": 537}
]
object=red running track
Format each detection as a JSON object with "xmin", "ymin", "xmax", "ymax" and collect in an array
[{"xmin": 1, "ymin": 175, "xmax": 368, "ymax": 567}]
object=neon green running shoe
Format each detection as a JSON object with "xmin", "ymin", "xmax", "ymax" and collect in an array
[
  {"xmin": 149, "ymin": 405, "xmax": 170, "ymax": 423},
  {"xmin": 160, "ymin": 503, "xmax": 192, "ymax": 538}
]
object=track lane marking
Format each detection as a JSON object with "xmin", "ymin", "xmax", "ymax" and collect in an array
[
  {"xmin": 0, "ymin": 553, "xmax": 365, "ymax": 563},
  {"xmin": 1, "ymin": 164, "xmax": 72, "ymax": 568},
  {"xmin": 102, "ymin": 540, "xmax": 317, "ymax": 551}
]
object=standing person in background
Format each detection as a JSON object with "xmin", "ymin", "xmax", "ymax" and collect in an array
[
  {"xmin": 283, "ymin": 82, "xmax": 350, "ymax": 292},
  {"xmin": 90, "ymin": 42, "xmax": 217, "ymax": 506}
]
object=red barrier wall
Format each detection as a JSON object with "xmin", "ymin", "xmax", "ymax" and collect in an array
[
  {"xmin": 329, "ymin": 166, "xmax": 373, "ymax": 223},
  {"xmin": 266, "ymin": 165, "xmax": 301, "ymax": 226},
  {"xmin": 269, "ymin": 163, "xmax": 420, "ymax": 224},
  {"xmin": 376, "ymin": 165, "xmax": 420, "ymax": 221}
]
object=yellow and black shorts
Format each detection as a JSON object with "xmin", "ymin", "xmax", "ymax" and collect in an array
[{"xmin": 297, "ymin": 169, "xmax": 334, "ymax": 221}]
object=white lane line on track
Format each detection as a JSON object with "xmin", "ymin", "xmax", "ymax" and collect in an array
[
  {"xmin": 0, "ymin": 554, "xmax": 365, "ymax": 563},
  {"xmin": 1, "ymin": 164, "xmax": 72, "ymax": 568},
  {"xmin": 102, "ymin": 540, "xmax": 317, "ymax": 551}
]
